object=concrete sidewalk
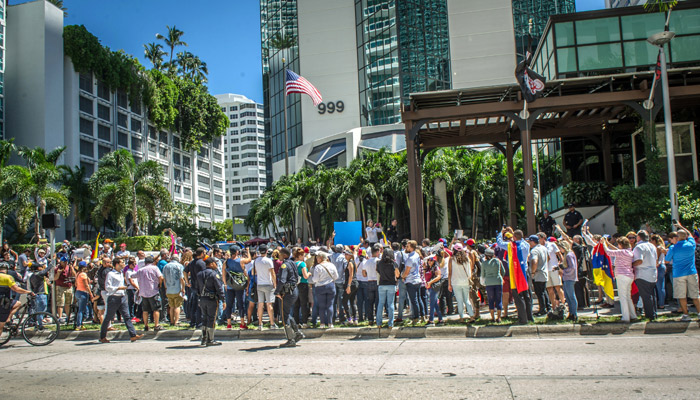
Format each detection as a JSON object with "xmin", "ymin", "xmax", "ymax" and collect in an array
[{"xmin": 56, "ymin": 319, "xmax": 700, "ymax": 341}]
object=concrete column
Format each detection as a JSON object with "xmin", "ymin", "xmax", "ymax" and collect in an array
[
  {"xmin": 347, "ymin": 199, "xmax": 356, "ymax": 222},
  {"xmin": 434, "ymin": 178, "xmax": 449, "ymax": 238},
  {"xmin": 406, "ymin": 125, "xmax": 425, "ymax": 241}
]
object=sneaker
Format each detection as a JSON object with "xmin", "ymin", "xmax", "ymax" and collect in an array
[
  {"xmin": 153, "ymin": 325, "xmax": 163, "ymax": 333},
  {"xmin": 257, "ymin": 325, "xmax": 263, "ymax": 331},
  {"xmin": 427, "ymin": 322, "xmax": 435, "ymax": 327},
  {"xmin": 279, "ymin": 339, "xmax": 297, "ymax": 348},
  {"xmin": 269, "ymin": 324, "xmax": 279, "ymax": 330},
  {"xmin": 294, "ymin": 331, "xmax": 306, "ymax": 342},
  {"xmin": 227, "ymin": 323, "xmax": 232, "ymax": 330},
  {"xmin": 206, "ymin": 341, "xmax": 222, "ymax": 346},
  {"xmin": 239, "ymin": 323, "xmax": 248, "ymax": 330},
  {"xmin": 681, "ymin": 314, "xmax": 691, "ymax": 322}
]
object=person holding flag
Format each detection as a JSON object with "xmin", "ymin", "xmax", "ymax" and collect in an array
[
  {"xmin": 496, "ymin": 227, "xmax": 532, "ymax": 324},
  {"xmin": 601, "ymin": 237, "xmax": 637, "ymax": 323}
]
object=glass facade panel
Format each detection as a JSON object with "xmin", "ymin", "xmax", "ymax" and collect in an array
[
  {"xmin": 623, "ymin": 40, "xmax": 657, "ymax": 67},
  {"xmin": 513, "ymin": 0, "xmax": 575, "ymax": 60},
  {"xmin": 670, "ymin": 8, "xmax": 700, "ymax": 35},
  {"xmin": 555, "ymin": 22, "xmax": 575, "ymax": 47},
  {"xmin": 621, "ymin": 13, "xmax": 664, "ymax": 41},
  {"xmin": 557, "ymin": 47, "xmax": 577, "ymax": 72},
  {"xmin": 671, "ymin": 35, "xmax": 700, "ymax": 63},
  {"xmin": 577, "ymin": 43, "xmax": 622, "ymax": 71},
  {"xmin": 576, "ymin": 17, "xmax": 620, "ymax": 45}
]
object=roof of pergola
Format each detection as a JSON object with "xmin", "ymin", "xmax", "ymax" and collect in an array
[{"xmin": 402, "ymin": 67, "xmax": 700, "ymax": 149}]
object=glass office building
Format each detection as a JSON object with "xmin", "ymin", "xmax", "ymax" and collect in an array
[
  {"xmin": 355, "ymin": 0, "xmax": 450, "ymax": 127},
  {"xmin": 260, "ymin": 0, "xmax": 301, "ymax": 174},
  {"xmin": 0, "ymin": 0, "xmax": 5, "ymax": 139},
  {"xmin": 512, "ymin": 0, "xmax": 576, "ymax": 61}
]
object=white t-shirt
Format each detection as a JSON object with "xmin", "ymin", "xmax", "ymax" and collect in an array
[
  {"xmin": 450, "ymin": 258, "xmax": 471, "ymax": 285},
  {"xmin": 546, "ymin": 242, "xmax": 559, "ymax": 271},
  {"xmin": 362, "ymin": 257, "xmax": 378, "ymax": 281},
  {"xmin": 254, "ymin": 256, "xmax": 275, "ymax": 286},
  {"xmin": 365, "ymin": 227, "xmax": 381, "ymax": 243},
  {"xmin": 116, "ymin": 250, "xmax": 131, "ymax": 258},
  {"xmin": 439, "ymin": 257, "xmax": 449, "ymax": 281}
]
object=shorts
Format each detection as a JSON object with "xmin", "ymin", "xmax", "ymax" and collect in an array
[
  {"xmin": 55, "ymin": 285, "xmax": 73, "ymax": 308},
  {"xmin": 166, "ymin": 294, "xmax": 184, "ymax": 309},
  {"xmin": 0, "ymin": 299, "xmax": 17, "ymax": 322},
  {"xmin": 673, "ymin": 274, "xmax": 700, "ymax": 299},
  {"xmin": 141, "ymin": 295, "xmax": 162, "ymax": 312},
  {"xmin": 546, "ymin": 269, "xmax": 563, "ymax": 287},
  {"xmin": 256, "ymin": 285, "xmax": 275, "ymax": 304}
]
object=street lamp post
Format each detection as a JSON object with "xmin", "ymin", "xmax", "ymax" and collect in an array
[{"xmin": 647, "ymin": 30, "xmax": 679, "ymax": 226}]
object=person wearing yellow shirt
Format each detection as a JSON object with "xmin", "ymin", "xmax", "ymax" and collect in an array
[{"xmin": 0, "ymin": 262, "xmax": 34, "ymax": 334}]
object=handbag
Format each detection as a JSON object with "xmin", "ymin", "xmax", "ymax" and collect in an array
[{"xmin": 227, "ymin": 270, "xmax": 248, "ymax": 291}]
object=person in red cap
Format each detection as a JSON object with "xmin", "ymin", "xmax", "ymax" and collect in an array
[{"xmin": 116, "ymin": 243, "xmax": 130, "ymax": 258}]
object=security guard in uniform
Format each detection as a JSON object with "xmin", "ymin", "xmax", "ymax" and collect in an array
[
  {"xmin": 197, "ymin": 257, "xmax": 225, "ymax": 346},
  {"xmin": 276, "ymin": 248, "xmax": 304, "ymax": 348}
]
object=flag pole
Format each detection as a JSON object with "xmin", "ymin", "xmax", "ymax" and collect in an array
[{"xmin": 283, "ymin": 58, "xmax": 289, "ymax": 177}]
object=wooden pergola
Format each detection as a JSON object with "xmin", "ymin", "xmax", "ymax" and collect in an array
[{"xmin": 401, "ymin": 67, "xmax": 700, "ymax": 240}]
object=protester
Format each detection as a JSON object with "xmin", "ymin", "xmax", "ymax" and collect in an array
[
  {"xmin": 253, "ymin": 245, "xmax": 277, "ymax": 330},
  {"xmin": 481, "ymin": 248, "xmax": 506, "ymax": 322},
  {"xmin": 99, "ymin": 258, "xmax": 143, "ymax": 343},
  {"xmin": 448, "ymin": 243, "xmax": 473, "ymax": 322},
  {"xmin": 134, "ymin": 256, "xmax": 164, "ymax": 332},
  {"xmin": 632, "ymin": 230, "xmax": 658, "ymax": 320},
  {"xmin": 163, "ymin": 254, "xmax": 186, "ymax": 327},
  {"xmin": 424, "ymin": 255, "xmax": 443, "ymax": 326},
  {"xmin": 376, "ymin": 248, "xmax": 398, "ymax": 329},
  {"xmin": 666, "ymin": 222, "xmax": 699, "ymax": 322},
  {"xmin": 602, "ymin": 237, "xmax": 637, "ymax": 322},
  {"xmin": 341, "ymin": 248, "xmax": 358, "ymax": 325},
  {"xmin": 311, "ymin": 251, "xmax": 338, "ymax": 328}
]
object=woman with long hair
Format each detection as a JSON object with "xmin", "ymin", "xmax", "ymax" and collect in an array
[
  {"xmin": 650, "ymin": 234, "xmax": 667, "ymax": 310},
  {"xmin": 424, "ymin": 255, "xmax": 443, "ymax": 326},
  {"xmin": 448, "ymin": 243, "xmax": 473, "ymax": 322},
  {"xmin": 602, "ymin": 236, "xmax": 637, "ymax": 322},
  {"xmin": 556, "ymin": 240, "xmax": 579, "ymax": 320}
]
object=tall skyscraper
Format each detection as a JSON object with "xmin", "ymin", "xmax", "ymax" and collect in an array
[
  {"xmin": 512, "ymin": 0, "xmax": 576, "ymax": 60},
  {"xmin": 215, "ymin": 94, "xmax": 267, "ymax": 220}
]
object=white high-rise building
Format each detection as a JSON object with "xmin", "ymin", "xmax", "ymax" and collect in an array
[
  {"xmin": 215, "ymin": 94, "xmax": 266, "ymax": 221},
  {"xmin": 5, "ymin": 0, "xmax": 226, "ymax": 239}
]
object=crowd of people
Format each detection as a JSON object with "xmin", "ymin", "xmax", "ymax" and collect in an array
[{"xmin": 1, "ymin": 209, "xmax": 699, "ymax": 347}]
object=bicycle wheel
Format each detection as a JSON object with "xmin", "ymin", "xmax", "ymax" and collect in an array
[
  {"xmin": 0, "ymin": 313, "xmax": 20, "ymax": 347},
  {"xmin": 22, "ymin": 312, "xmax": 60, "ymax": 346}
]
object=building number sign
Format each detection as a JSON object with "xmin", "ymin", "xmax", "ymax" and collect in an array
[{"xmin": 317, "ymin": 101, "xmax": 345, "ymax": 114}]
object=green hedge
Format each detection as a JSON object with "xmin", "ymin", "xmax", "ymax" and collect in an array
[{"xmin": 7, "ymin": 235, "xmax": 171, "ymax": 254}]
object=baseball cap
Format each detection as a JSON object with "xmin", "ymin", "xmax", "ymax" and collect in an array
[
  {"xmin": 120, "ymin": 243, "xmax": 127, "ymax": 247},
  {"xmin": 343, "ymin": 249, "xmax": 353, "ymax": 256},
  {"xmin": 453, "ymin": 243, "xmax": 464, "ymax": 252},
  {"xmin": 303, "ymin": 247, "xmax": 310, "ymax": 254},
  {"xmin": 205, "ymin": 257, "xmax": 218, "ymax": 265},
  {"xmin": 78, "ymin": 261, "xmax": 88, "ymax": 268},
  {"xmin": 527, "ymin": 235, "xmax": 539, "ymax": 242},
  {"xmin": 548, "ymin": 237, "xmax": 557, "ymax": 242},
  {"xmin": 485, "ymin": 248, "xmax": 495, "ymax": 256},
  {"xmin": 104, "ymin": 239, "xmax": 113, "ymax": 243},
  {"xmin": 144, "ymin": 256, "xmax": 155, "ymax": 264},
  {"xmin": 466, "ymin": 239, "xmax": 475, "ymax": 247},
  {"xmin": 505, "ymin": 232, "xmax": 513, "ymax": 239}
]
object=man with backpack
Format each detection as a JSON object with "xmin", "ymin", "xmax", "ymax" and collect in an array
[{"xmin": 276, "ymin": 247, "xmax": 304, "ymax": 347}]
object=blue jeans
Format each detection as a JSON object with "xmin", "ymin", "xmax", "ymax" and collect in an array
[
  {"xmin": 356, "ymin": 281, "xmax": 368, "ymax": 322},
  {"xmin": 486, "ymin": 285, "xmax": 503, "ymax": 310},
  {"xmin": 655, "ymin": 265, "xmax": 666, "ymax": 308},
  {"xmin": 377, "ymin": 285, "xmax": 396, "ymax": 327},
  {"xmin": 222, "ymin": 289, "xmax": 244, "ymax": 322},
  {"xmin": 405, "ymin": 282, "xmax": 421, "ymax": 320},
  {"xmin": 334, "ymin": 282, "xmax": 346, "ymax": 322},
  {"xmin": 563, "ymin": 280, "xmax": 578, "ymax": 318},
  {"xmin": 35, "ymin": 294, "xmax": 47, "ymax": 326},
  {"xmin": 315, "ymin": 283, "xmax": 336, "ymax": 325},
  {"xmin": 75, "ymin": 290, "xmax": 90, "ymax": 327},
  {"xmin": 311, "ymin": 286, "xmax": 320, "ymax": 325},
  {"xmin": 428, "ymin": 288, "xmax": 442, "ymax": 322},
  {"xmin": 366, "ymin": 281, "xmax": 378, "ymax": 323},
  {"xmin": 419, "ymin": 286, "xmax": 428, "ymax": 317}
]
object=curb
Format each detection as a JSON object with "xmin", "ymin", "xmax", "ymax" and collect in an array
[{"xmin": 55, "ymin": 320, "xmax": 700, "ymax": 342}]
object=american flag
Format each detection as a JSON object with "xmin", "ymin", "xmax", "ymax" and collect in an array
[{"xmin": 285, "ymin": 69, "xmax": 323, "ymax": 106}]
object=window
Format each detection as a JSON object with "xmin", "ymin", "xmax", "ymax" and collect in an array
[
  {"xmin": 230, "ymin": 122, "xmax": 238, "ymax": 127},
  {"xmin": 98, "ymin": 104, "xmax": 111, "ymax": 121},
  {"xmin": 79, "ymin": 118, "xmax": 93, "ymax": 136},
  {"xmin": 131, "ymin": 118, "xmax": 142, "ymax": 133},
  {"xmin": 98, "ymin": 145, "xmax": 111, "ymax": 159},
  {"xmin": 256, "ymin": 104, "xmax": 263, "ymax": 110},
  {"xmin": 214, "ymin": 209, "xmax": 224, "ymax": 217},
  {"xmin": 229, "ymin": 114, "xmax": 238, "ymax": 119},
  {"xmin": 199, "ymin": 206, "xmax": 211, "ymax": 215},
  {"xmin": 174, "ymin": 168, "xmax": 182, "ymax": 181},
  {"xmin": 229, "ymin": 106, "xmax": 238, "ymax": 111},
  {"xmin": 173, "ymin": 136, "xmax": 180, "ymax": 149},
  {"xmin": 259, "ymin": 145, "xmax": 266, "ymax": 150},
  {"xmin": 232, "ymin": 179, "xmax": 241, "ymax": 185},
  {"xmin": 198, "ymin": 190, "xmax": 210, "ymax": 201},
  {"xmin": 174, "ymin": 185, "xmax": 181, "ymax": 194},
  {"xmin": 214, "ymin": 194, "xmax": 223, "ymax": 204},
  {"xmin": 242, "ymin": 185, "xmax": 259, "ymax": 191},
  {"xmin": 173, "ymin": 152, "xmax": 181, "ymax": 165},
  {"xmin": 148, "ymin": 142, "xmax": 157, "ymax": 154},
  {"xmin": 242, "ymin": 152, "xmax": 257, "ymax": 159},
  {"xmin": 241, "ymin": 144, "xmax": 257, "ymax": 151},
  {"xmin": 213, "ymin": 180, "xmax": 223, "ymax": 190},
  {"xmin": 80, "ymin": 161, "xmax": 95, "ymax": 177},
  {"xmin": 182, "ymin": 156, "xmax": 191, "ymax": 168},
  {"xmin": 212, "ymin": 166, "xmax": 222, "ymax": 175},
  {"xmin": 149, "ymin": 126, "xmax": 157, "ymax": 140},
  {"xmin": 241, "ymin": 128, "xmax": 257, "ymax": 134},
  {"xmin": 184, "ymin": 187, "xmax": 191, "ymax": 196},
  {"xmin": 212, "ymin": 152, "xmax": 222, "ymax": 163},
  {"xmin": 232, "ymin": 196, "xmax": 241, "ymax": 201},
  {"xmin": 79, "ymin": 96, "xmax": 93, "ymax": 115},
  {"xmin": 118, "ymin": 132, "xmax": 128, "ymax": 147},
  {"xmin": 131, "ymin": 101, "xmax": 142, "ymax": 115},
  {"xmin": 117, "ymin": 90, "xmax": 128, "ymax": 109},
  {"xmin": 131, "ymin": 137, "xmax": 142, "ymax": 152},
  {"xmin": 98, "ymin": 124, "xmax": 111, "ymax": 142},
  {"xmin": 117, "ymin": 113, "xmax": 128, "ymax": 128},
  {"xmin": 243, "ymin": 194, "xmax": 259, "ymax": 200},
  {"xmin": 198, "ymin": 175, "xmax": 210, "ymax": 185},
  {"xmin": 198, "ymin": 147, "xmax": 209, "ymax": 158},
  {"xmin": 231, "ymin": 155, "xmax": 239, "ymax": 160},
  {"xmin": 159, "ymin": 131, "xmax": 168, "ymax": 144},
  {"xmin": 241, "ymin": 161, "xmax": 258, "ymax": 167},
  {"xmin": 240, "ymin": 120, "xmax": 247, "ymax": 126},
  {"xmin": 257, "ymin": 120, "xmax": 264, "ymax": 126},
  {"xmin": 229, "ymin": 122, "xmax": 236, "ymax": 128},
  {"xmin": 231, "ymin": 139, "xmax": 239, "ymax": 144},
  {"xmin": 242, "ymin": 177, "xmax": 258, "ymax": 183},
  {"xmin": 97, "ymin": 81, "xmax": 110, "ymax": 100},
  {"xmin": 159, "ymin": 146, "xmax": 168, "ymax": 158},
  {"xmin": 79, "ymin": 73, "xmax": 92, "ymax": 93},
  {"xmin": 231, "ymin": 163, "xmax": 240, "ymax": 168},
  {"xmin": 231, "ymin": 187, "xmax": 241, "ymax": 193},
  {"xmin": 80, "ymin": 140, "xmax": 94, "ymax": 157},
  {"xmin": 197, "ymin": 160, "xmax": 210, "ymax": 170},
  {"xmin": 257, "ymin": 129, "xmax": 265, "ymax": 134}
]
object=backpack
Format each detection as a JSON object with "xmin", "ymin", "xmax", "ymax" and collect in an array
[
  {"xmin": 97, "ymin": 266, "xmax": 112, "ymax": 291},
  {"xmin": 225, "ymin": 258, "xmax": 248, "ymax": 291}
]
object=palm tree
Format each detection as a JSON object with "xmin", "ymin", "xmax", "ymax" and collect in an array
[
  {"xmin": 46, "ymin": 0, "xmax": 68, "ymax": 16},
  {"xmin": 644, "ymin": 0, "xmax": 677, "ymax": 12},
  {"xmin": 59, "ymin": 165, "xmax": 91, "ymax": 240},
  {"xmin": 0, "ymin": 139, "xmax": 16, "ymax": 244},
  {"xmin": 89, "ymin": 149, "xmax": 172, "ymax": 235},
  {"xmin": 269, "ymin": 32, "xmax": 297, "ymax": 52},
  {"xmin": 12, "ymin": 146, "xmax": 70, "ymax": 241},
  {"xmin": 156, "ymin": 25, "xmax": 188, "ymax": 72},
  {"xmin": 177, "ymin": 51, "xmax": 208, "ymax": 83},
  {"xmin": 144, "ymin": 42, "xmax": 166, "ymax": 71}
]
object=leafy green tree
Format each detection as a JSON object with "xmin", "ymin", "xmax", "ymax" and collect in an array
[
  {"xmin": 0, "ymin": 139, "xmax": 16, "ymax": 244},
  {"xmin": 156, "ymin": 25, "xmax": 188, "ymax": 72},
  {"xmin": 89, "ymin": 149, "xmax": 172, "ymax": 236},
  {"xmin": 59, "ymin": 165, "xmax": 91, "ymax": 240},
  {"xmin": 173, "ymin": 77, "xmax": 228, "ymax": 151},
  {"xmin": 177, "ymin": 51, "xmax": 209, "ymax": 83},
  {"xmin": 144, "ymin": 42, "xmax": 166, "ymax": 71},
  {"xmin": 644, "ymin": 0, "xmax": 678, "ymax": 12}
]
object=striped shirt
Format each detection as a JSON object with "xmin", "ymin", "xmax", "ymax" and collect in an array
[{"xmin": 607, "ymin": 248, "xmax": 634, "ymax": 278}]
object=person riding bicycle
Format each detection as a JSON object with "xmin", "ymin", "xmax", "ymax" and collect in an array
[{"xmin": 0, "ymin": 262, "xmax": 35, "ymax": 334}]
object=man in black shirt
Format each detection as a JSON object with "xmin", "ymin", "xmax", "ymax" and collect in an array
[
  {"xmin": 386, "ymin": 220, "xmax": 399, "ymax": 244},
  {"xmin": 563, "ymin": 204, "xmax": 584, "ymax": 236},
  {"xmin": 276, "ymin": 248, "xmax": 304, "ymax": 347},
  {"xmin": 197, "ymin": 257, "xmax": 225, "ymax": 346},
  {"xmin": 539, "ymin": 210, "xmax": 556, "ymax": 238},
  {"xmin": 185, "ymin": 247, "xmax": 207, "ymax": 328}
]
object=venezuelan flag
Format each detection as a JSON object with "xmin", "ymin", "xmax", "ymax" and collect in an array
[
  {"xmin": 591, "ymin": 243, "xmax": 615, "ymax": 300},
  {"xmin": 91, "ymin": 233, "xmax": 100, "ymax": 260},
  {"xmin": 507, "ymin": 241, "xmax": 529, "ymax": 293}
]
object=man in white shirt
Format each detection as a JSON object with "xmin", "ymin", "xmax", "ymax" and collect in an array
[
  {"xmin": 365, "ymin": 220, "xmax": 382, "ymax": 246},
  {"xmin": 99, "ymin": 258, "xmax": 143, "ymax": 343},
  {"xmin": 116, "ymin": 243, "xmax": 131, "ymax": 258},
  {"xmin": 632, "ymin": 230, "xmax": 658, "ymax": 320},
  {"xmin": 362, "ymin": 246, "xmax": 380, "ymax": 325},
  {"xmin": 253, "ymin": 245, "xmax": 276, "ymax": 330}
]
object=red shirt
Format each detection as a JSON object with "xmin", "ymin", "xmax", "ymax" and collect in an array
[{"xmin": 55, "ymin": 264, "xmax": 74, "ymax": 288}]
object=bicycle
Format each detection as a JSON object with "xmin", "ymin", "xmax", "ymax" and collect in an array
[{"xmin": 0, "ymin": 295, "xmax": 60, "ymax": 347}]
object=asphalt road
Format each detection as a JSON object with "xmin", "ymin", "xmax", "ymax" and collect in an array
[{"xmin": 1, "ymin": 333, "xmax": 699, "ymax": 399}]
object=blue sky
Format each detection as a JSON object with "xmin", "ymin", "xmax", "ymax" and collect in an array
[{"xmin": 44, "ymin": 0, "xmax": 603, "ymax": 103}]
